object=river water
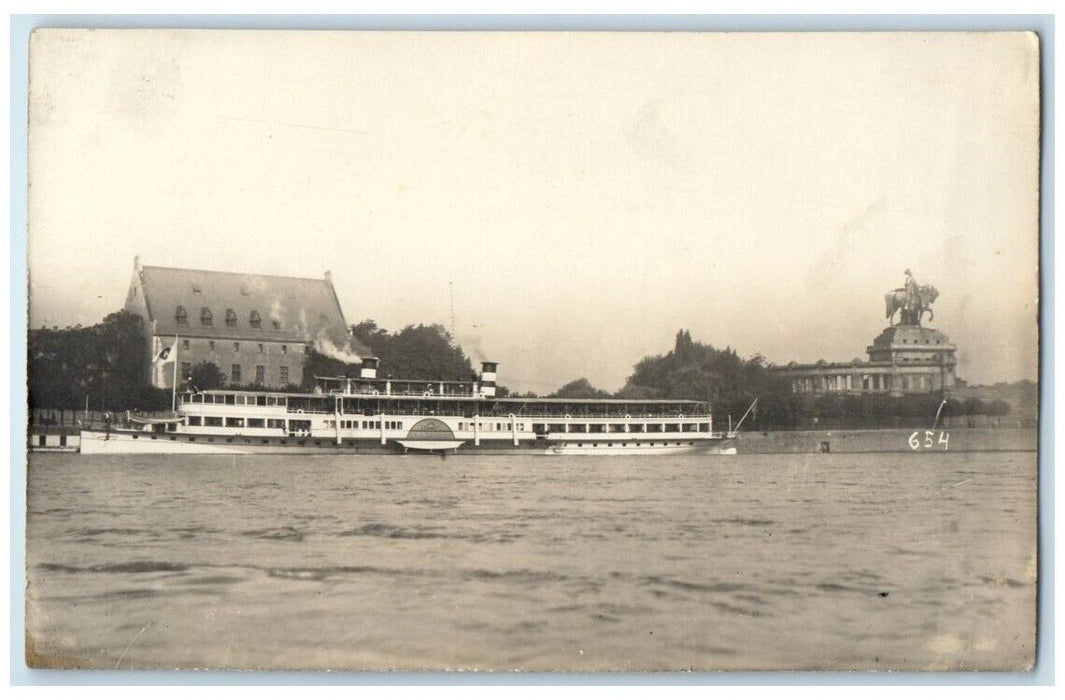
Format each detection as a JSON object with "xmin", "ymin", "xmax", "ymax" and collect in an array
[{"xmin": 25, "ymin": 451, "xmax": 1036, "ymax": 671}]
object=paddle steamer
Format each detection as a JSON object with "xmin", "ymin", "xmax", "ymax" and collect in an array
[{"xmin": 79, "ymin": 360, "xmax": 739, "ymax": 455}]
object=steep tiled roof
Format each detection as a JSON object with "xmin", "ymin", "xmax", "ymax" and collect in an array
[{"xmin": 137, "ymin": 265, "xmax": 368, "ymax": 355}]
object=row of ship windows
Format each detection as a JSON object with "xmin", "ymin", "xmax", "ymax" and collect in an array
[
  {"xmin": 458, "ymin": 422, "xmax": 525, "ymax": 432},
  {"xmin": 574, "ymin": 442, "xmax": 697, "ymax": 447},
  {"xmin": 177, "ymin": 339, "xmax": 306, "ymax": 355},
  {"xmin": 126, "ymin": 435, "xmax": 699, "ymax": 448},
  {"xmin": 333, "ymin": 420, "xmax": 403, "ymax": 430},
  {"xmin": 181, "ymin": 363, "xmax": 289, "ymax": 385},
  {"xmin": 544, "ymin": 423, "xmax": 709, "ymax": 433}
]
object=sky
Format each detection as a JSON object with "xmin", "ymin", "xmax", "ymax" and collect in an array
[{"xmin": 27, "ymin": 30, "xmax": 1041, "ymax": 393}]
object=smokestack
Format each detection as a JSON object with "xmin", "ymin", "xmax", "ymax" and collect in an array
[
  {"xmin": 480, "ymin": 361, "xmax": 498, "ymax": 397},
  {"xmin": 360, "ymin": 356, "xmax": 379, "ymax": 380}
]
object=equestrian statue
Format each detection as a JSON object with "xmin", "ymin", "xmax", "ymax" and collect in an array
[{"xmin": 885, "ymin": 269, "xmax": 939, "ymax": 326}]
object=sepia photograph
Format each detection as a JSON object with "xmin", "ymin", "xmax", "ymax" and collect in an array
[{"xmin": 23, "ymin": 28, "xmax": 1041, "ymax": 672}]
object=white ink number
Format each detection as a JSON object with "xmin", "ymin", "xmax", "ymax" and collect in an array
[{"xmin": 908, "ymin": 430, "xmax": 950, "ymax": 451}]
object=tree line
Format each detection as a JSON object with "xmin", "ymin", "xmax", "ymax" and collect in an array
[{"xmin": 27, "ymin": 313, "xmax": 1018, "ymax": 430}]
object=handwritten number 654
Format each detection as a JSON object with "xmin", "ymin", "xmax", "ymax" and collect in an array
[{"xmin": 908, "ymin": 431, "xmax": 950, "ymax": 450}]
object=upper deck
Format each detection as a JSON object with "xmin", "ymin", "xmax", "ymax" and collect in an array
[{"xmin": 178, "ymin": 375, "xmax": 710, "ymax": 419}]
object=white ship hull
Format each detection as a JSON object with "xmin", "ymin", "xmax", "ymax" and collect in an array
[{"xmin": 78, "ymin": 429, "xmax": 737, "ymax": 456}]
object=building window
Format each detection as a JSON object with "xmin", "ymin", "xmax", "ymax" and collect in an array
[
  {"xmin": 234, "ymin": 342, "xmax": 240, "ymax": 352},
  {"xmin": 258, "ymin": 343, "xmax": 264, "ymax": 354},
  {"xmin": 281, "ymin": 345, "xmax": 288, "ymax": 355},
  {"xmin": 209, "ymin": 340, "xmax": 215, "ymax": 352},
  {"xmin": 305, "ymin": 345, "xmax": 311, "ymax": 355},
  {"xmin": 273, "ymin": 319, "xmax": 281, "ymax": 330},
  {"xmin": 225, "ymin": 309, "xmax": 238, "ymax": 328},
  {"xmin": 181, "ymin": 339, "xmax": 190, "ymax": 350},
  {"xmin": 231, "ymin": 364, "xmax": 242, "ymax": 384},
  {"xmin": 250, "ymin": 310, "xmax": 262, "ymax": 328},
  {"xmin": 256, "ymin": 365, "xmax": 265, "ymax": 384},
  {"xmin": 200, "ymin": 307, "xmax": 213, "ymax": 326},
  {"xmin": 175, "ymin": 306, "xmax": 188, "ymax": 326},
  {"xmin": 181, "ymin": 361, "xmax": 191, "ymax": 378}
]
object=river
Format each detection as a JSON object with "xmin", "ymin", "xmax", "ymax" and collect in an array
[{"xmin": 25, "ymin": 451, "xmax": 1036, "ymax": 671}]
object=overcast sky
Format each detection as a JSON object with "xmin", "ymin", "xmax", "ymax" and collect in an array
[{"xmin": 28, "ymin": 30, "xmax": 1040, "ymax": 393}]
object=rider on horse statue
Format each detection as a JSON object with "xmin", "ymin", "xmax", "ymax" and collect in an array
[
  {"xmin": 885, "ymin": 269, "xmax": 938, "ymax": 327},
  {"xmin": 904, "ymin": 269, "xmax": 919, "ymax": 323}
]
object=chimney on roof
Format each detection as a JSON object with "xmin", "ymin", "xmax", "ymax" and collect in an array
[{"xmin": 324, "ymin": 270, "xmax": 332, "ymax": 283}]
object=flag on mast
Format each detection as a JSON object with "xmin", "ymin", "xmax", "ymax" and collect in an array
[{"xmin": 154, "ymin": 341, "xmax": 176, "ymax": 365}]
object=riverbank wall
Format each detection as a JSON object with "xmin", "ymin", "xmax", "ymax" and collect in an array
[{"xmin": 734, "ymin": 427, "xmax": 1037, "ymax": 454}]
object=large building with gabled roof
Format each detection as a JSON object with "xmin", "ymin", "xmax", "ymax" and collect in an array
[{"xmin": 123, "ymin": 257, "xmax": 366, "ymax": 389}]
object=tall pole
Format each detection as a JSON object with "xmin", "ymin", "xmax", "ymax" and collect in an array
[{"xmin": 171, "ymin": 334, "xmax": 179, "ymax": 413}]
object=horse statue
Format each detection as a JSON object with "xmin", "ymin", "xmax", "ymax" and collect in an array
[{"xmin": 885, "ymin": 284, "xmax": 939, "ymax": 326}]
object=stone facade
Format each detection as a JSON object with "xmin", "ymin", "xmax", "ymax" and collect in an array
[{"xmin": 773, "ymin": 321, "xmax": 957, "ymax": 397}]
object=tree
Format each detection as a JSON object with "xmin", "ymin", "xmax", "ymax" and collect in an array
[
  {"xmin": 28, "ymin": 310, "xmax": 170, "ymax": 410},
  {"xmin": 188, "ymin": 362, "xmax": 227, "ymax": 391},
  {"xmin": 350, "ymin": 319, "xmax": 476, "ymax": 381},
  {"xmin": 550, "ymin": 378, "xmax": 612, "ymax": 399}
]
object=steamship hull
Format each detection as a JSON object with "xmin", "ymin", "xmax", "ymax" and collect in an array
[
  {"xmin": 79, "ymin": 359, "xmax": 739, "ymax": 456},
  {"xmin": 79, "ymin": 429, "xmax": 736, "ymax": 456}
]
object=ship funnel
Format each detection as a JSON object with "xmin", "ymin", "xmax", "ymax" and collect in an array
[
  {"xmin": 480, "ymin": 361, "xmax": 498, "ymax": 397},
  {"xmin": 360, "ymin": 357, "xmax": 379, "ymax": 380}
]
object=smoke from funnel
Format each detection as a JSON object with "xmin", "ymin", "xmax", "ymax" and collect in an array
[
  {"xmin": 456, "ymin": 330, "xmax": 487, "ymax": 365},
  {"xmin": 313, "ymin": 329, "xmax": 364, "ymax": 365}
]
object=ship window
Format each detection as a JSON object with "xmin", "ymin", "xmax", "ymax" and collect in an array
[
  {"xmin": 204, "ymin": 416, "xmax": 223, "ymax": 427},
  {"xmin": 225, "ymin": 309, "xmax": 238, "ymax": 328},
  {"xmin": 175, "ymin": 306, "xmax": 188, "ymax": 325},
  {"xmin": 187, "ymin": 416, "xmax": 202, "ymax": 426},
  {"xmin": 225, "ymin": 417, "xmax": 245, "ymax": 428},
  {"xmin": 200, "ymin": 307, "xmax": 213, "ymax": 326},
  {"xmin": 249, "ymin": 310, "xmax": 262, "ymax": 328}
]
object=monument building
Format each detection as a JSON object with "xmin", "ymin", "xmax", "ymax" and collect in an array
[
  {"xmin": 773, "ymin": 270, "xmax": 958, "ymax": 396},
  {"xmin": 123, "ymin": 257, "xmax": 364, "ymax": 390}
]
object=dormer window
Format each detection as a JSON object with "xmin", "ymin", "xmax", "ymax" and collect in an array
[
  {"xmin": 225, "ymin": 308, "xmax": 238, "ymax": 328},
  {"xmin": 249, "ymin": 310, "xmax": 262, "ymax": 328},
  {"xmin": 175, "ymin": 306, "xmax": 188, "ymax": 326},
  {"xmin": 200, "ymin": 307, "xmax": 213, "ymax": 326}
]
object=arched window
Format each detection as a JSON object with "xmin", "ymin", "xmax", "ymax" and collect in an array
[
  {"xmin": 225, "ymin": 308, "xmax": 238, "ymax": 328},
  {"xmin": 249, "ymin": 310, "xmax": 262, "ymax": 328},
  {"xmin": 200, "ymin": 307, "xmax": 213, "ymax": 326},
  {"xmin": 175, "ymin": 306, "xmax": 188, "ymax": 326}
]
